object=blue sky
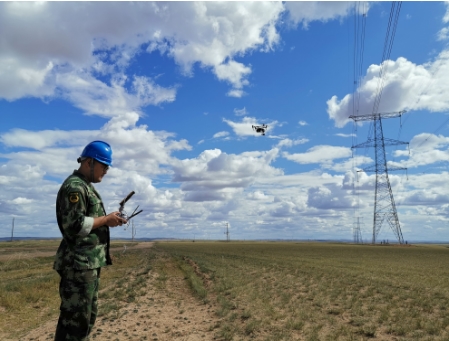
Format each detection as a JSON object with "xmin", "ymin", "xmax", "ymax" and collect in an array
[{"xmin": 2, "ymin": 1, "xmax": 449, "ymax": 242}]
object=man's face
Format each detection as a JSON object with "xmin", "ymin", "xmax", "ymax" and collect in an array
[{"xmin": 90, "ymin": 159, "xmax": 109, "ymax": 183}]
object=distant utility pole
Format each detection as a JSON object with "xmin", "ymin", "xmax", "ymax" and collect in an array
[
  {"xmin": 350, "ymin": 111, "xmax": 408, "ymax": 244},
  {"xmin": 224, "ymin": 223, "xmax": 230, "ymax": 242},
  {"xmin": 11, "ymin": 218, "xmax": 15, "ymax": 242},
  {"xmin": 131, "ymin": 220, "xmax": 136, "ymax": 242},
  {"xmin": 353, "ymin": 217, "xmax": 363, "ymax": 244},
  {"xmin": 125, "ymin": 220, "xmax": 137, "ymax": 241}
]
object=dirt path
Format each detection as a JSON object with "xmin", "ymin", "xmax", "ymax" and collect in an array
[{"xmin": 17, "ymin": 242, "xmax": 223, "ymax": 341}]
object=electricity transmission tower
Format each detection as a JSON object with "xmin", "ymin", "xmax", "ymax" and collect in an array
[
  {"xmin": 350, "ymin": 110, "xmax": 408, "ymax": 244},
  {"xmin": 224, "ymin": 222, "xmax": 230, "ymax": 242},
  {"xmin": 353, "ymin": 217, "xmax": 363, "ymax": 244}
]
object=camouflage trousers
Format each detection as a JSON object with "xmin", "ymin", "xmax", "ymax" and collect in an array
[{"xmin": 54, "ymin": 267, "xmax": 101, "ymax": 341}]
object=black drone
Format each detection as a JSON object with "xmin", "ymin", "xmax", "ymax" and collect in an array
[{"xmin": 252, "ymin": 124, "xmax": 268, "ymax": 136}]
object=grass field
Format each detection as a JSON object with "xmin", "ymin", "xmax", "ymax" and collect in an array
[
  {"xmin": 1, "ymin": 240, "xmax": 449, "ymax": 340},
  {"xmin": 156, "ymin": 241, "xmax": 449, "ymax": 341}
]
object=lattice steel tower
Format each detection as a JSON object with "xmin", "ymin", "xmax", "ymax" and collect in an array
[
  {"xmin": 224, "ymin": 222, "xmax": 230, "ymax": 242},
  {"xmin": 350, "ymin": 111, "xmax": 408, "ymax": 244},
  {"xmin": 353, "ymin": 217, "xmax": 363, "ymax": 244}
]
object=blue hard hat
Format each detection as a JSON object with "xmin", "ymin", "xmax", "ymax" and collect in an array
[{"xmin": 80, "ymin": 141, "xmax": 113, "ymax": 166}]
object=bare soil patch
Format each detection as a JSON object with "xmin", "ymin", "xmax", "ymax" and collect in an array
[{"xmin": 15, "ymin": 242, "xmax": 222, "ymax": 341}]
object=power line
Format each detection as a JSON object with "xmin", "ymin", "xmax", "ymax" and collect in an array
[
  {"xmin": 412, "ymin": 55, "xmax": 446, "ymax": 111},
  {"xmin": 352, "ymin": 2, "xmax": 368, "ymax": 122},
  {"xmin": 351, "ymin": 2, "xmax": 369, "ymax": 231},
  {"xmin": 412, "ymin": 113, "xmax": 449, "ymax": 150},
  {"xmin": 372, "ymin": 1, "xmax": 402, "ymax": 115}
]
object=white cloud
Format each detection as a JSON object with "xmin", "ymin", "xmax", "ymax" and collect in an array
[
  {"xmin": 0, "ymin": 121, "xmax": 192, "ymax": 178},
  {"xmin": 171, "ymin": 148, "xmax": 282, "ymax": 202},
  {"xmin": 444, "ymin": 2, "xmax": 449, "ymax": 24},
  {"xmin": 12, "ymin": 197, "xmax": 34, "ymax": 205},
  {"xmin": 327, "ymin": 53, "xmax": 449, "ymax": 127},
  {"xmin": 270, "ymin": 200, "xmax": 299, "ymax": 217},
  {"xmin": 437, "ymin": 27, "xmax": 449, "ymax": 41},
  {"xmin": 298, "ymin": 120, "xmax": 308, "ymax": 126},
  {"xmin": 213, "ymin": 131, "xmax": 229, "ymax": 139},
  {"xmin": 307, "ymin": 185, "xmax": 356, "ymax": 210},
  {"xmin": 0, "ymin": 1, "xmax": 365, "ymax": 105},
  {"xmin": 282, "ymin": 145, "xmax": 352, "ymax": 165},
  {"xmin": 0, "ymin": 125, "xmax": 192, "ymax": 237},
  {"xmin": 0, "ymin": 129, "xmax": 94, "ymax": 150},
  {"xmin": 234, "ymin": 107, "xmax": 248, "ymax": 116},
  {"xmin": 397, "ymin": 151, "xmax": 449, "ymax": 169},
  {"xmin": 384, "ymin": 133, "xmax": 449, "ymax": 170},
  {"xmin": 247, "ymin": 190, "xmax": 269, "ymax": 200},
  {"xmin": 0, "ymin": 1, "xmax": 367, "ymax": 112},
  {"xmin": 402, "ymin": 190, "xmax": 449, "ymax": 206},
  {"xmin": 0, "ymin": 59, "xmax": 55, "ymax": 101},
  {"xmin": 335, "ymin": 133, "xmax": 356, "ymax": 138},
  {"xmin": 0, "ymin": 162, "xmax": 60, "ymax": 220},
  {"xmin": 159, "ymin": 2, "xmax": 284, "ymax": 72},
  {"xmin": 331, "ymin": 154, "xmax": 373, "ymax": 173},
  {"xmin": 227, "ymin": 89, "xmax": 246, "ymax": 98},
  {"xmin": 214, "ymin": 60, "xmax": 251, "ymax": 91},
  {"xmin": 0, "ymin": 2, "xmax": 285, "ymax": 103},
  {"xmin": 276, "ymin": 138, "xmax": 309, "ymax": 148},
  {"xmin": 57, "ymin": 72, "xmax": 177, "ymax": 121},
  {"xmin": 409, "ymin": 133, "xmax": 449, "ymax": 152},
  {"xmin": 285, "ymin": 2, "xmax": 358, "ymax": 29}
]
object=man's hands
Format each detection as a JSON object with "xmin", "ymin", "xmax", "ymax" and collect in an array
[
  {"xmin": 106, "ymin": 211, "xmax": 128, "ymax": 227},
  {"xmin": 93, "ymin": 211, "xmax": 127, "ymax": 229}
]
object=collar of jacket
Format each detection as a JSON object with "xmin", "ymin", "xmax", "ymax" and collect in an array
[{"xmin": 72, "ymin": 169, "xmax": 90, "ymax": 184}]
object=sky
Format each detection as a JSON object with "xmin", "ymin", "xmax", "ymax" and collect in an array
[{"xmin": 2, "ymin": 1, "xmax": 449, "ymax": 243}]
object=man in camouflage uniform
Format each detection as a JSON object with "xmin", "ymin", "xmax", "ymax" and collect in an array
[{"xmin": 54, "ymin": 141, "xmax": 126, "ymax": 341}]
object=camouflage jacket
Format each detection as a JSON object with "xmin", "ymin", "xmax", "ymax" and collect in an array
[{"xmin": 53, "ymin": 170, "xmax": 112, "ymax": 271}]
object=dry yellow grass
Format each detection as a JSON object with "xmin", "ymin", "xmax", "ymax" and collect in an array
[{"xmin": 157, "ymin": 241, "xmax": 449, "ymax": 340}]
